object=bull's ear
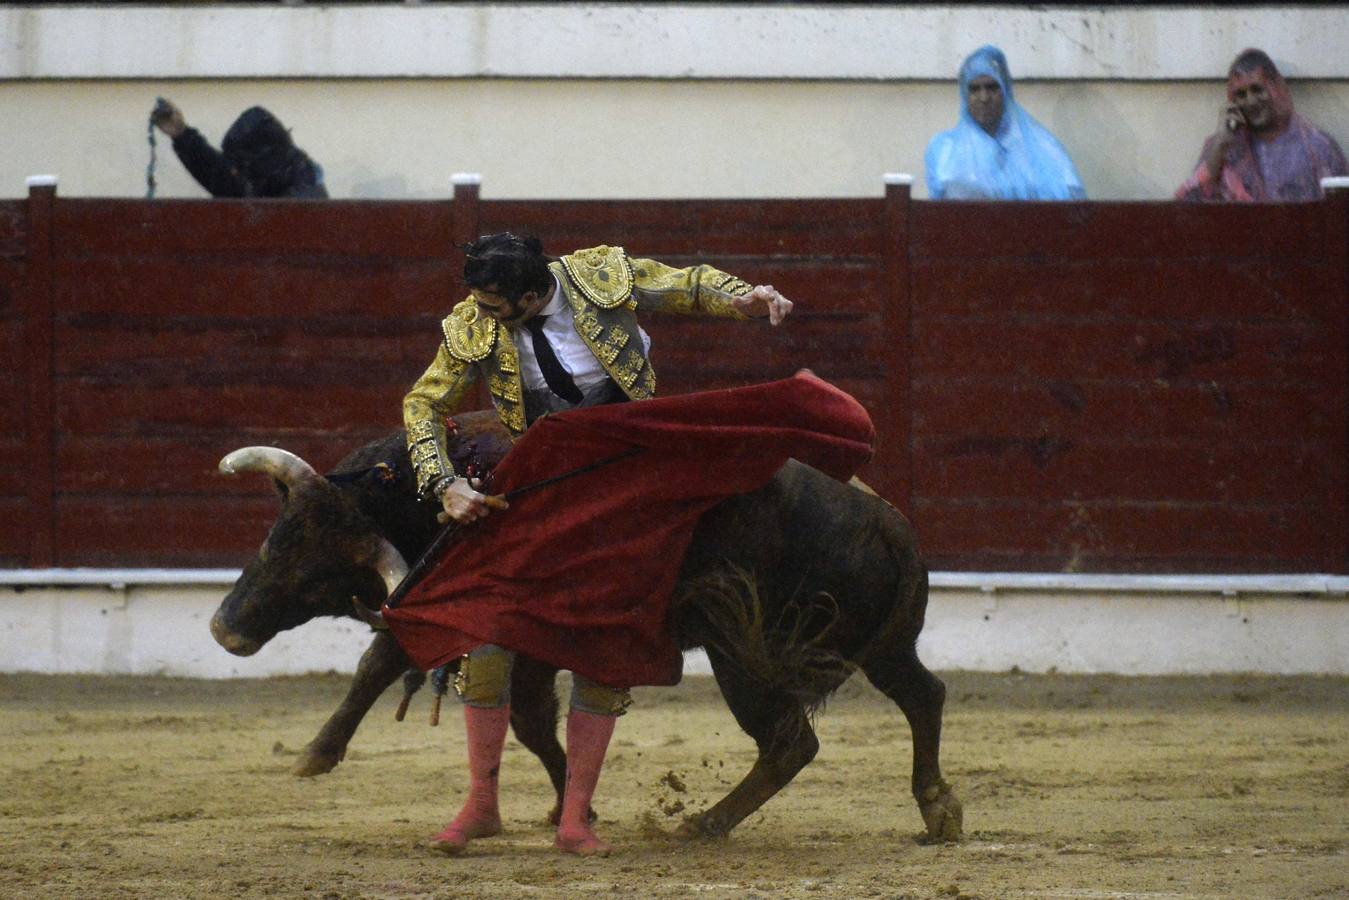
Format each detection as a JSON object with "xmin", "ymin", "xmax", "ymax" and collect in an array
[{"xmin": 327, "ymin": 461, "xmax": 402, "ymax": 488}]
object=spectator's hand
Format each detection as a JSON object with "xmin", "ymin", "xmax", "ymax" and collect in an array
[
  {"xmin": 438, "ymin": 477, "xmax": 508, "ymax": 525},
  {"xmin": 1203, "ymin": 106, "xmax": 1242, "ymax": 179},
  {"xmin": 733, "ymin": 284, "xmax": 794, "ymax": 326},
  {"xmin": 151, "ymin": 98, "xmax": 187, "ymax": 139},
  {"xmin": 1212, "ymin": 105, "xmax": 1247, "ymax": 146}
]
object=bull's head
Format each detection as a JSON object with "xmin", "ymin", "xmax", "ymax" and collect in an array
[{"xmin": 211, "ymin": 447, "xmax": 407, "ymax": 656}]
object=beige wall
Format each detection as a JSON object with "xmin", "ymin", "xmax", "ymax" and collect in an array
[
  {"xmin": 3, "ymin": 4, "xmax": 1346, "ymax": 201},
  {"xmin": 5, "ymin": 77, "xmax": 1348, "ymax": 202}
]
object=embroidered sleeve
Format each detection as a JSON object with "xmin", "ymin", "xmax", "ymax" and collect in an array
[
  {"xmin": 403, "ymin": 336, "xmax": 478, "ymax": 497},
  {"xmin": 627, "ymin": 256, "xmax": 753, "ymax": 319}
]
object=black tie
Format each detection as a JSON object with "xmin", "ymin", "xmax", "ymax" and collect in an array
[{"xmin": 525, "ymin": 315, "xmax": 583, "ymax": 404}]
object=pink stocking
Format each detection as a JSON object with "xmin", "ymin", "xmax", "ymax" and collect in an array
[
  {"xmin": 554, "ymin": 709, "xmax": 617, "ymax": 856},
  {"xmin": 430, "ymin": 704, "xmax": 510, "ymax": 853}
]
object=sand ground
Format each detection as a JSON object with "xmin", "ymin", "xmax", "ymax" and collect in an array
[{"xmin": 1, "ymin": 670, "xmax": 1344, "ymax": 899}]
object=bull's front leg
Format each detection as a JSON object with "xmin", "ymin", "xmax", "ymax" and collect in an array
[{"xmin": 293, "ymin": 630, "xmax": 409, "ymax": 776}]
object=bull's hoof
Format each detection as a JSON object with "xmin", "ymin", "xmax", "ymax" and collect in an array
[
  {"xmin": 291, "ymin": 750, "xmax": 342, "ymax": 777},
  {"xmin": 673, "ymin": 814, "xmax": 727, "ymax": 842},
  {"xmin": 917, "ymin": 780, "xmax": 963, "ymax": 843}
]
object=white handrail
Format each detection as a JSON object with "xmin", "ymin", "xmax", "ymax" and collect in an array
[{"xmin": 1, "ymin": 568, "xmax": 1345, "ymax": 596}]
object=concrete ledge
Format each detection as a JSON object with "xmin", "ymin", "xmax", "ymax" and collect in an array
[
  {"xmin": 2, "ymin": 570, "xmax": 1344, "ymax": 677},
  {"xmin": 0, "ymin": 568, "xmax": 246, "ymax": 586}
]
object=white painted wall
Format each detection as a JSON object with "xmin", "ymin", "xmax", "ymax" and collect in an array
[
  {"xmin": 921, "ymin": 587, "xmax": 1348, "ymax": 676},
  {"xmin": 0, "ymin": 582, "xmax": 367, "ymax": 679},
  {"xmin": 2, "ymin": 575, "xmax": 1345, "ymax": 677},
  {"xmin": 5, "ymin": 4, "xmax": 1347, "ymax": 80},
  {"xmin": 1, "ymin": 4, "xmax": 1346, "ymax": 200}
]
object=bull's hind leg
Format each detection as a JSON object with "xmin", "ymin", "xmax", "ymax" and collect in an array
[
  {"xmin": 294, "ymin": 630, "xmax": 408, "ymax": 776},
  {"xmin": 675, "ymin": 648, "xmax": 844, "ymax": 840},
  {"xmin": 861, "ymin": 644, "xmax": 962, "ymax": 842}
]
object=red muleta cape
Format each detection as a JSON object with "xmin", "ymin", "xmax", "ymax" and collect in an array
[{"xmin": 382, "ymin": 370, "xmax": 875, "ymax": 687}]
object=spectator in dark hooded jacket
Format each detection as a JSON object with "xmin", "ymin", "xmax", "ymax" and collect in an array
[{"xmin": 151, "ymin": 99, "xmax": 327, "ymax": 198}]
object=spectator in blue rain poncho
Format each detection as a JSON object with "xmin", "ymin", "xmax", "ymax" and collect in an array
[{"xmin": 924, "ymin": 46, "xmax": 1086, "ymax": 201}]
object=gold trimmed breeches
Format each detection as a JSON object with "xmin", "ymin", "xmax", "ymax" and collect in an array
[{"xmin": 454, "ymin": 644, "xmax": 632, "ymax": 716}]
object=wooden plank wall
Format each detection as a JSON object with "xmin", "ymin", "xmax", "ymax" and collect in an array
[
  {"xmin": 908, "ymin": 199, "xmax": 1348, "ymax": 573},
  {"xmin": 476, "ymin": 193, "xmax": 903, "ymax": 492},
  {"xmin": 45, "ymin": 198, "xmax": 459, "ymax": 566},
  {"xmin": 1, "ymin": 184, "xmax": 1344, "ymax": 572},
  {"xmin": 0, "ymin": 200, "xmax": 29, "ymax": 563}
]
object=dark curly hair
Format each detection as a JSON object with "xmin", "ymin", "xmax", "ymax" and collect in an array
[{"xmin": 462, "ymin": 232, "xmax": 553, "ymax": 302}]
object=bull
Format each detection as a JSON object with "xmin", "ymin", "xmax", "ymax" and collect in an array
[{"xmin": 211, "ymin": 411, "xmax": 962, "ymax": 842}]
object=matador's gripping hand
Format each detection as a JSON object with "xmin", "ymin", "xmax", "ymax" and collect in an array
[{"xmin": 436, "ymin": 477, "xmax": 510, "ymax": 525}]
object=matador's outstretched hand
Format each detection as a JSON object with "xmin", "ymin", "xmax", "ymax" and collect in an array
[{"xmin": 733, "ymin": 284, "xmax": 794, "ymax": 326}]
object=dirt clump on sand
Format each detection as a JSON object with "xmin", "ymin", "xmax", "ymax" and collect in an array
[{"xmin": 0, "ymin": 670, "xmax": 1345, "ymax": 899}]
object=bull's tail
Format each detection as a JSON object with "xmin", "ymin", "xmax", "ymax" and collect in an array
[{"xmin": 676, "ymin": 564, "xmax": 855, "ymax": 733}]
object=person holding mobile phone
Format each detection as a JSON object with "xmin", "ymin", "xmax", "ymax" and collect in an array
[{"xmin": 1176, "ymin": 48, "xmax": 1346, "ymax": 202}]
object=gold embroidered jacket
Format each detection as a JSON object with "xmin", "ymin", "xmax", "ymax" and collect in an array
[{"xmin": 403, "ymin": 244, "xmax": 754, "ymax": 497}]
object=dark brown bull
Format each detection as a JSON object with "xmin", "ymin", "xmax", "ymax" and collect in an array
[
  {"xmin": 212, "ymin": 412, "xmax": 962, "ymax": 842},
  {"xmin": 211, "ymin": 412, "xmax": 576, "ymax": 823}
]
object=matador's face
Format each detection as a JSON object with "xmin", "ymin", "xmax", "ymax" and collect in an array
[
  {"xmin": 471, "ymin": 284, "xmax": 547, "ymax": 325},
  {"xmin": 472, "ymin": 288, "xmax": 528, "ymax": 323}
]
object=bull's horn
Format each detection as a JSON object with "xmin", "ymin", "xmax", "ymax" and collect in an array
[
  {"xmin": 351, "ymin": 536, "xmax": 410, "ymax": 630},
  {"xmin": 218, "ymin": 447, "xmax": 319, "ymax": 488},
  {"xmin": 367, "ymin": 535, "xmax": 410, "ymax": 598}
]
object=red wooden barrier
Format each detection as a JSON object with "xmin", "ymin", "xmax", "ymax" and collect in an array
[
  {"xmin": 1, "ymin": 180, "xmax": 1345, "ymax": 573},
  {"xmin": 908, "ymin": 197, "xmax": 1348, "ymax": 573},
  {"xmin": 0, "ymin": 197, "xmax": 31, "ymax": 564}
]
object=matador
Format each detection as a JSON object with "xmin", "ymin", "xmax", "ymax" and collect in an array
[{"xmin": 402, "ymin": 232, "xmax": 792, "ymax": 856}]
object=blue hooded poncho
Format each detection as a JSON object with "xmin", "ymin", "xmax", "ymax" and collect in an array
[{"xmin": 924, "ymin": 46, "xmax": 1086, "ymax": 200}]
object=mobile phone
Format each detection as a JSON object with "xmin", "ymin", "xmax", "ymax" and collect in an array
[{"xmin": 1225, "ymin": 107, "xmax": 1246, "ymax": 133}]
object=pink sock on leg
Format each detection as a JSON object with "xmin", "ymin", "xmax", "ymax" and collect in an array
[
  {"xmin": 554, "ymin": 708, "xmax": 617, "ymax": 856},
  {"xmin": 431, "ymin": 704, "xmax": 510, "ymax": 854}
]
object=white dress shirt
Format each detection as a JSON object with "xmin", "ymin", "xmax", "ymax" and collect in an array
[{"xmin": 511, "ymin": 273, "xmax": 651, "ymax": 394}]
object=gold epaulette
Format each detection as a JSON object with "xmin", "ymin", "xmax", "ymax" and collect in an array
[
  {"xmin": 560, "ymin": 245, "xmax": 635, "ymax": 309},
  {"xmin": 442, "ymin": 298, "xmax": 497, "ymax": 361}
]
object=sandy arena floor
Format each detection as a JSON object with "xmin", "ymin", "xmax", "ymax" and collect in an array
[{"xmin": 0, "ymin": 670, "xmax": 1344, "ymax": 899}]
